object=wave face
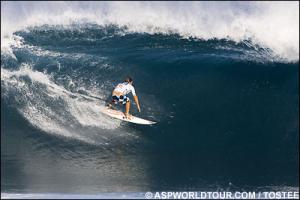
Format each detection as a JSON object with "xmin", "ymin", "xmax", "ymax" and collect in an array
[{"xmin": 1, "ymin": 2, "xmax": 299, "ymax": 194}]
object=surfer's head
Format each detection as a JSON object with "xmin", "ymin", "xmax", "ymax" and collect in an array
[{"xmin": 124, "ymin": 76, "xmax": 133, "ymax": 84}]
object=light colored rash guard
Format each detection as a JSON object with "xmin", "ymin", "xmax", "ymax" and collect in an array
[{"xmin": 113, "ymin": 82, "xmax": 136, "ymax": 96}]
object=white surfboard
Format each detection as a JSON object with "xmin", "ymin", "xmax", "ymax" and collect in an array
[{"xmin": 100, "ymin": 107, "xmax": 157, "ymax": 125}]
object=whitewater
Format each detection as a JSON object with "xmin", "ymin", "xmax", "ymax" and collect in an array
[{"xmin": 1, "ymin": 1, "xmax": 299, "ymax": 62}]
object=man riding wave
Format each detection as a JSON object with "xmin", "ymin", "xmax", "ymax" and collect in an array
[{"xmin": 108, "ymin": 77, "xmax": 141, "ymax": 119}]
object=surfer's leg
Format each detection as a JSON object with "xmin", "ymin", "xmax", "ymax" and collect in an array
[
  {"xmin": 125, "ymin": 101, "xmax": 130, "ymax": 117},
  {"xmin": 125, "ymin": 100, "xmax": 131, "ymax": 119}
]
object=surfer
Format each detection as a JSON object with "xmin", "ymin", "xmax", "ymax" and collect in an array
[{"xmin": 108, "ymin": 77, "xmax": 141, "ymax": 119}]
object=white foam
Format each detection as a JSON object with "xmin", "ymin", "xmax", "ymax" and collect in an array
[
  {"xmin": 1, "ymin": 1, "xmax": 299, "ymax": 62},
  {"xmin": 1, "ymin": 34, "xmax": 24, "ymax": 59},
  {"xmin": 1, "ymin": 64, "xmax": 125, "ymax": 144}
]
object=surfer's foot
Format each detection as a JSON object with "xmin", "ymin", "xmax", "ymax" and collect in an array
[{"xmin": 124, "ymin": 113, "xmax": 132, "ymax": 120}]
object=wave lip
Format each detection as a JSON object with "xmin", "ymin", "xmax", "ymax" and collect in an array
[{"xmin": 1, "ymin": 1, "xmax": 299, "ymax": 62}]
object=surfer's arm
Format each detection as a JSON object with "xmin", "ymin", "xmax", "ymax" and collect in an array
[
  {"xmin": 131, "ymin": 86, "xmax": 140, "ymax": 112},
  {"xmin": 133, "ymin": 95, "xmax": 141, "ymax": 112}
]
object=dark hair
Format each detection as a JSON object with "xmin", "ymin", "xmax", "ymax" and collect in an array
[{"xmin": 124, "ymin": 76, "xmax": 133, "ymax": 83}]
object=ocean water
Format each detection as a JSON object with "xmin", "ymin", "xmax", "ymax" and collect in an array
[{"xmin": 1, "ymin": 1, "xmax": 299, "ymax": 198}]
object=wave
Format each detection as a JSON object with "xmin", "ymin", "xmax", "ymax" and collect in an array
[
  {"xmin": 1, "ymin": 5, "xmax": 298, "ymax": 191},
  {"xmin": 1, "ymin": 23, "xmax": 298, "ymax": 146},
  {"xmin": 1, "ymin": 1, "xmax": 299, "ymax": 62}
]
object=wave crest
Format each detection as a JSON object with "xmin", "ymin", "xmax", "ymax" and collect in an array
[{"xmin": 1, "ymin": 1, "xmax": 299, "ymax": 62}]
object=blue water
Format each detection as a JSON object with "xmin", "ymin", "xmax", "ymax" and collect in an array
[{"xmin": 1, "ymin": 23, "xmax": 299, "ymax": 196}]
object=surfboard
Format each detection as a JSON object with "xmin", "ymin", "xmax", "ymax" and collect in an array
[{"xmin": 100, "ymin": 107, "xmax": 157, "ymax": 125}]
